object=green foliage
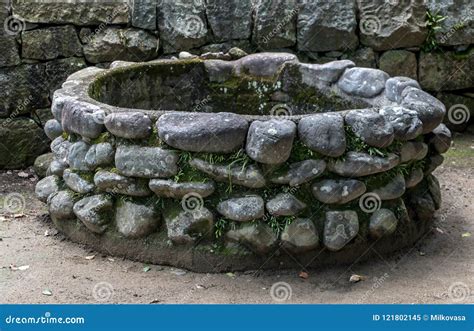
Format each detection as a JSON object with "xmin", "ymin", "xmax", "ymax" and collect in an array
[
  {"xmin": 423, "ymin": 10, "xmax": 446, "ymax": 52},
  {"xmin": 214, "ymin": 218, "xmax": 229, "ymax": 239},
  {"xmin": 91, "ymin": 132, "xmax": 111, "ymax": 145},
  {"xmin": 265, "ymin": 215, "xmax": 296, "ymax": 235},
  {"xmin": 344, "ymin": 126, "xmax": 403, "ymax": 158}
]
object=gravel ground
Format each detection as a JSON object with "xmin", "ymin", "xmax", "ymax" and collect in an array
[{"xmin": 0, "ymin": 133, "xmax": 473, "ymax": 304}]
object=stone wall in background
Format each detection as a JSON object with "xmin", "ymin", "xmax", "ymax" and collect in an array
[{"xmin": 0, "ymin": 0, "xmax": 473, "ymax": 169}]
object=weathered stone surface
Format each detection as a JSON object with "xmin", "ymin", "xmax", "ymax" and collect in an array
[
  {"xmin": 61, "ymin": 100, "xmax": 105, "ymax": 139},
  {"xmin": 298, "ymin": 113, "xmax": 346, "ymax": 157},
  {"xmin": 427, "ymin": 174, "xmax": 441, "ymax": 210},
  {"xmin": 297, "ymin": 0, "xmax": 358, "ymax": 52},
  {"xmin": 48, "ymin": 160, "xmax": 68, "ymax": 177},
  {"xmin": 425, "ymin": 154, "xmax": 444, "ymax": 174},
  {"xmin": 246, "ymin": 120, "xmax": 296, "ymax": 164},
  {"xmin": 253, "ymin": 0, "xmax": 296, "ymax": 49},
  {"xmin": 345, "ymin": 109, "xmax": 394, "ymax": 148},
  {"xmin": 369, "ymin": 209, "xmax": 398, "ymax": 239},
  {"xmin": 204, "ymin": 60, "xmax": 235, "ymax": 83},
  {"xmin": 12, "ymin": 1, "xmax": 130, "ymax": 25},
  {"xmin": 115, "ymin": 145, "xmax": 178, "ymax": 178},
  {"xmin": 338, "ymin": 68, "xmax": 389, "ymax": 98},
  {"xmin": 164, "ymin": 205, "xmax": 214, "ymax": 244},
  {"xmin": 357, "ymin": 0, "xmax": 427, "ymax": 50},
  {"xmin": 84, "ymin": 143, "xmax": 114, "ymax": 169},
  {"xmin": 385, "ymin": 77, "xmax": 421, "ymax": 103},
  {"xmin": 67, "ymin": 141, "xmax": 91, "ymax": 171},
  {"xmin": 157, "ymin": 0, "xmax": 207, "ymax": 53},
  {"xmin": 328, "ymin": 152, "xmax": 399, "ymax": 177},
  {"xmin": 408, "ymin": 188, "xmax": 435, "ymax": 223},
  {"xmin": 312, "ymin": 179, "xmax": 366, "ymax": 204},
  {"xmin": 401, "ymin": 87, "xmax": 446, "ymax": 133},
  {"xmin": 266, "ymin": 193, "xmax": 306, "ymax": 216},
  {"xmin": 379, "ymin": 106, "xmax": 423, "ymax": 140},
  {"xmin": 379, "ymin": 50, "xmax": 417, "ymax": 80},
  {"xmin": 104, "ymin": 112, "xmax": 152, "ymax": 140},
  {"xmin": 35, "ymin": 175, "xmax": 60, "ymax": 203},
  {"xmin": 0, "ymin": 35, "xmax": 21, "ymax": 67},
  {"xmin": 427, "ymin": 0, "xmax": 474, "ymax": 46},
  {"xmin": 63, "ymin": 169, "xmax": 94, "ymax": 194},
  {"xmin": 158, "ymin": 112, "xmax": 248, "ymax": 153},
  {"xmin": 21, "ymin": 26, "xmax": 82, "ymax": 60},
  {"xmin": 0, "ymin": 118, "xmax": 49, "ymax": 169},
  {"xmin": 342, "ymin": 47, "xmax": 376, "ymax": 68},
  {"xmin": 94, "ymin": 170, "xmax": 151, "ymax": 197},
  {"xmin": 430, "ymin": 124, "xmax": 452, "ymax": 154},
  {"xmin": 324, "ymin": 211, "xmax": 359, "ymax": 251},
  {"xmin": 83, "ymin": 28, "xmax": 158, "ymax": 63},
  {"xmin": 116, "ymin": 201, "xmax": 159, "ymax": 238},
  {"xmin": 419, "ymin": 51, "xmax": 474, "ymax": 91},
  {"xmin": 372, "ymin": 174, "xmax": 406, "ymax": 200},
  {"xmin": 217, "ymin": 196, "xmax": 265, "ymax": 222},
  {"xmin": 405, "ymin": 168, "xmax": 424, "ymax": 188},
  {"xmin": 281, "ymin": 218, "xmax": 319, "ymax": 253},
  {"xmin": 400, "ymin": 142, "xmax": 428, "ymax": 163},
  {"xmin": 190, "ymin": 158, "xmax": 266, "ymax": 189},
  {"xmin": 236, "ymin": 52, "xmax": 297, "ymax": 78},
  {"xmin": 48, "ymin": 190, "xmax": 76, "ymax": 221},
  {"xmin": 65, "ymin": 66, "xmax": 104, "ymax": 84},
  {"xmin": 226, "ymin": 223, "xmax": 277, "ymax": 254},
  {"xmin": 270, "ymin": 159, "xmax": 326, "ymax": 187},
  {"xmin": 44, "ymin": 119, "xmax": 63, "ymax": 140},
  {"xmin": 149, "ymin": 179, "xmax": 215, "ymax": 199},
  {"xmin": 298, "ymin": 60, "xmax": 355, "ymax": 86},
  {"xmin": 73, "ymin": 194, "xmax": 113, "ymax": 234},
  {"xmin": 131, "ymin": 0, "xmax": 156, "ymax": 30},
  {"xmin": 34, "ymin": 153, "xmax": 54, "ymax": 178},
  {"xmin": 51, "ymin": 136, "xmax": 71, "ymax": 163},
  {"xmin": 206, "ymin": 0, "xmax": 253, "ymax": 42}
]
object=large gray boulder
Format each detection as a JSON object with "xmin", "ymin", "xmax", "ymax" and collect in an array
[
  {"xmin": 21, "ymin": 26, "xmax": 82, "ymax": 60},
  {"xmin": 84, "ymin": 142, "xmax": 114, "ymax": 169},
  {"xmin": 236, "ymin": 53, "xmax": 298, "ymax": 78},
  {"xmin": 94, "ymin": 170, "xmax": 151, "ymax": 197},
  {"xmin": 281, "ymin": 218, "xmax": 319, "ymax": 253},
  {"xmin": 104, "ymin": 112, "xmax": 152, "ymax": 139},
  {"xmin": 149, "ymin": 179, "xmax": 215, "ymax": 199},
  {"xmin": 158, "ymin": 112, "xmax": 248, "ymax": 153},
  {"xmin": 399, "ymin": 141, "xmax": 428, "ymax": 163},
  {"xmin": 385, "ymin": 77, "xmax": 420, "ymax": 103},
  {"xmin": 266, "ymin": 193, "xmax": 306, "ymax": 216},
  {"xmin": 357, "ymin": 0, "xmax": 427, "ymax": 50},
  {"xmin": 379, "ymin": 106, "xmax": 423, "ymax": 141},
  {"xmin": 217, "ymin": 196, "xmax": 265, "ymax": 222},
  {"xmin": 48, "ymin": 190, "xmax": 76, "ymax": 221},
  {"xmin": 164, "ymin": 205, "xmax": 214, "ymax": 245},
  {"xmin": 379, "ymin": 50, "xmax": 417, "ymax": 80},
  {"xmin": 34, "ymin": 153, "xmax": 54, "ymax": 178},
  {"xmin": 226, "ymin": 223, "xmax": 277, "ymax": 254},
  {"xmin": 116, "ymin": 201, "xmax": 160, "ymax": 238},
  {"xmin": 246, "ymin": 119, "xmax": 296, "ymax": 164},
  {"xmin": 323, "ymin": 211, "xmax": 359, "ymax": 251},
  {"xmin": 44, "ymin": 119, "xmax": 63, "ymax": 140},
  {"xmin": 430, "ymin": 124, "xmax": 452, "ymax": 154},
  {"xmin": 253, "ymin": 0, "xmax": 296, "ymax": 49},
  {"xmin": 83, "ymin": 28, "xmax": 158, "ymax": 63},
  {"xmin": 298, "ymin": 60, "xmax": 355, "ymax": 86},
  {"xmin": 312, "ymin": 179, "xmax": 366, "ymax": 204},
  {"xmin": 73, "ymin": 194, "xmax": 113, "ymax": 234},
  {"xmin": 67, "ymin": 141, "xmax": 91, "ymax": 171},
  {"xmin": 297, "ymin": 0, "xmax": 358, "ymax": 52},
  {"xmin": 35, "ymin": 175, "xmax": 60, "ymax": 203},
  {"xmin": 131, "ymin": 0, "xmax": 156, "ymax": 30},
  {"xmin": 270, "ymin": 159, "xmax": 326, "ymax": 187},
  {"xmin": 345, "ymin": 109, "xmax": 394, "ymax": 148},
  {"xmin": 63, "ymin": 169, "xmax": 95, "ymax": 194},
  {"xmin": 0, "ymin": 35, "xmax": 21, "ymax": 67},
  {"xmin": 298, "ymin": 113, "xmax": 346, "ymax": 157},
  {"xmin": 328, "ymin": 152, "xmax": 399, "ymax": 177},
  {"xmin": 369, "ymin": 209, "xmax": 398, "ymax": 239},
  {"xmin": 338, "ymin": 68, "xmax": 389, "ymax": 98},
  {"xmin": 206, "ymin": 0, "xmax": 253, "ymax": 42},
  {"xmin": 371, "ymin": 174, "xmax": 406, "ymax": 201},
  {"xmin": 115, "ymin": 145, "xmax": 178, "ymax": 178}
]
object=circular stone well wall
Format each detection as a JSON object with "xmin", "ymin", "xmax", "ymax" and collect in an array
[{"xmin": 35, "ymin": 52, "xmax": 452, "ymax": 272}]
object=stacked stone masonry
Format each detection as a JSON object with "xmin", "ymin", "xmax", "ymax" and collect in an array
[
  {"xmin": 35, "ymin": 53, "xmax": 450, "ymax": 271},
  {"xmin": 0, "ymin": 0, "xmax": 473, "ymax": 168}
]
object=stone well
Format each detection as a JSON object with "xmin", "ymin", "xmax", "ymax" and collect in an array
[{"xmin": 35, "ymin": 53, "xmax": 451, "ymax": 272}]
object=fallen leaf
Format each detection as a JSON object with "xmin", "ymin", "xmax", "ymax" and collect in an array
[
  {"xmin": 107, "ymin": 258, "xmax": 115, "ymax": 262},
  {"xmin": 13, "ymin": 214, "xmax": 25, "ymax": 218},
  {"xmin": 42, "ymin": 289, "xmax": 52, "ymax": 296},
  {"xmin": 18, "ymin": 171, "xmax": 29, "ymax": 178},
  {"xmin": 143, "ymin": 266, "xmax": 151, "ymax": 272},
  {"xmin": 299, "ymin": 271, "xmax": 309, "ymax": 279},
  {"xmin": 419, "ymin": 251, "xmax": 426, "ymax": 256},
  {"xmin": 226, "ymin": 272, "xmax": 235, "ymax": 278},
  {"xmin": 85, "ymin": 255, "xmax": 95, "ymax": 260},
  {"xmin": 461, "ymin": 232, "xmax": 471, "ymax": 238},
  {"xmin": 349, "ymin": 274, "xmax": 366, "ymax": 283},
  {"xmin": 435, "ymin": 227, "xmax": 444, "ymax": 234},
  {"xmin": 195, "ymin": 284, "xmax": 205, "ymax": 289},
  {"xmin": 18, "ymin": 265, "xmax": 30, "ymax": 271},
  {"xmin": 44, "ymin": 230, "xmax": 50, "ymax": 237}
]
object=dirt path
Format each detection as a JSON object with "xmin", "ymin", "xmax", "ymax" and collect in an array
[{"xmin": 1, "ymin": 134, "xmax": 473, "ymax": 304}]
